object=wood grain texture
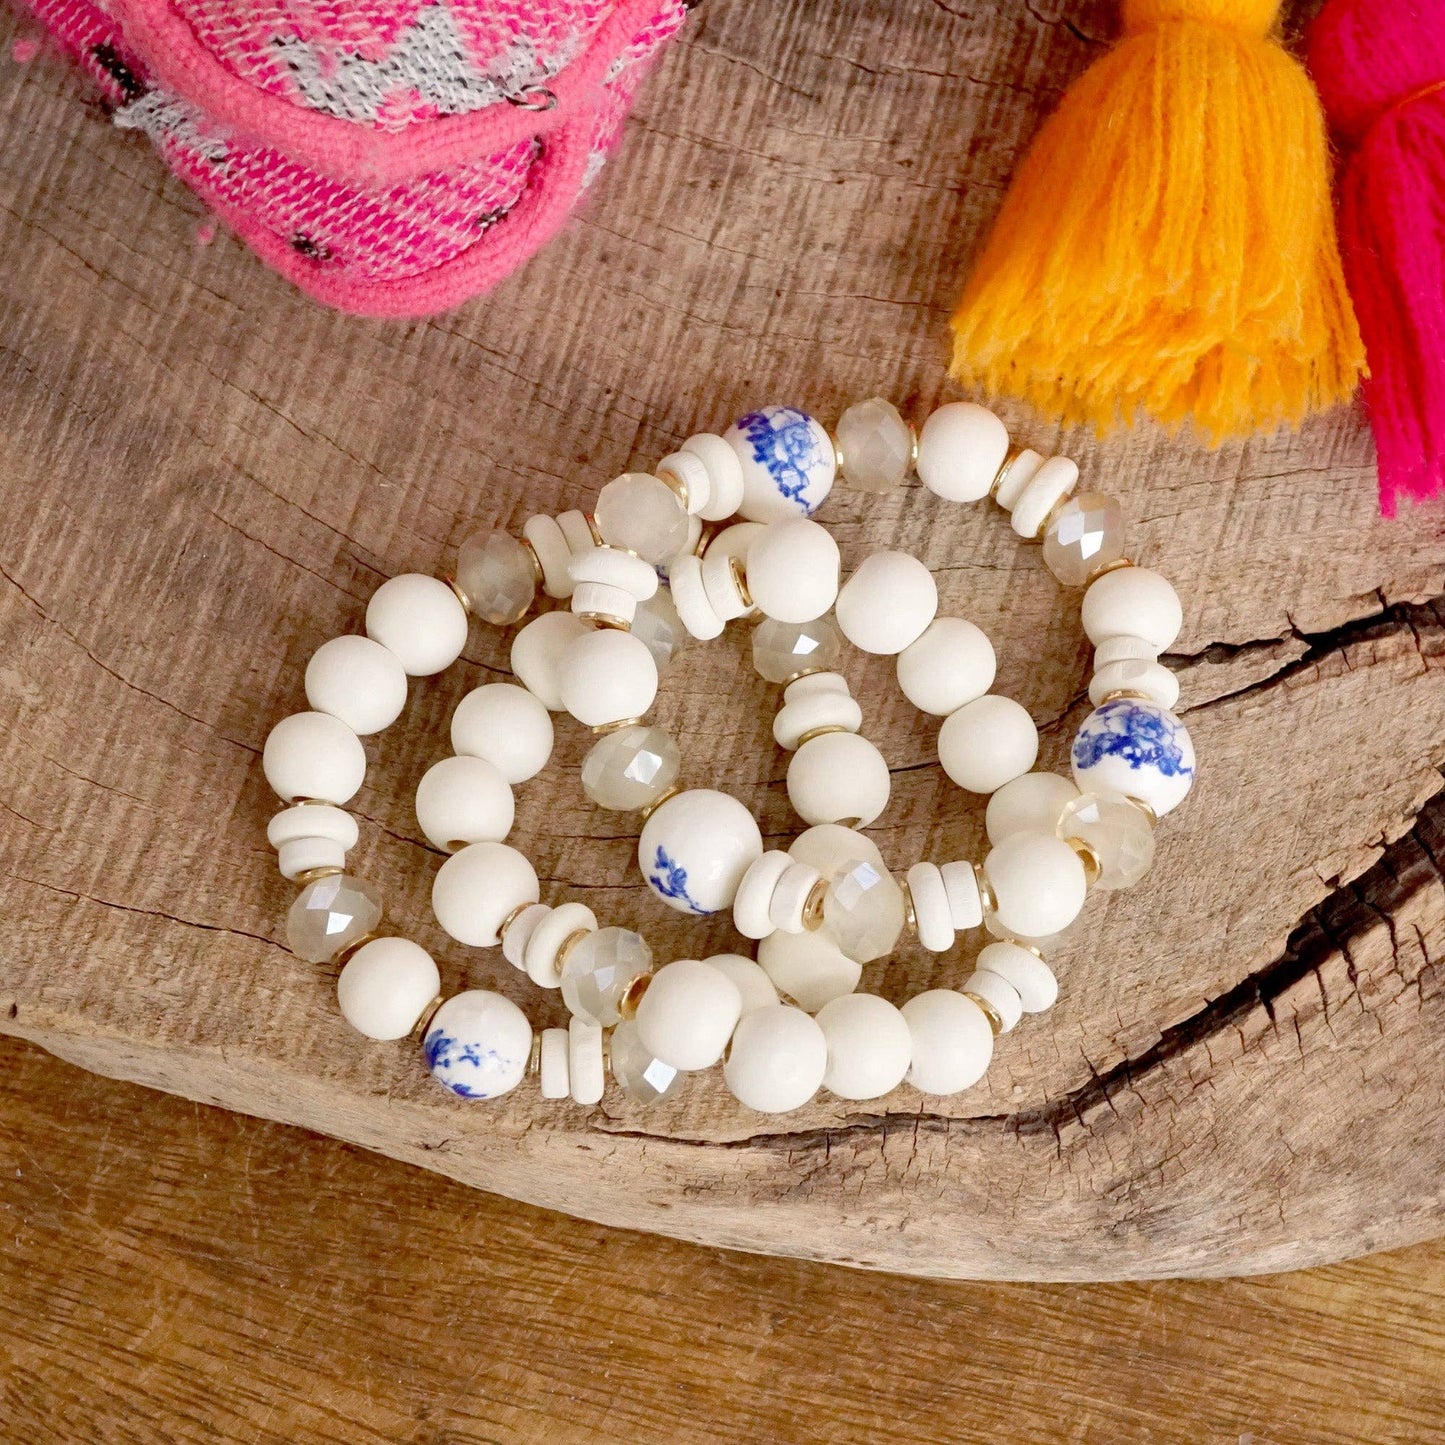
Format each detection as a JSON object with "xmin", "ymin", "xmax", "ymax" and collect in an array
[{"xmin": 1, "ymin": 0, "xmax": 1444, "ymax": 1279}]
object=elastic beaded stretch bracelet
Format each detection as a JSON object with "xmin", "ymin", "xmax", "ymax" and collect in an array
[{"xmin": 262, "ymin": 398, "xmax": 1197, "ymax": 1114}]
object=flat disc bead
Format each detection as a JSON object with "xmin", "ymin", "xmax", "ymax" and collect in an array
[
  {"xmin": 431, "ymin": 841, "xmax": 538, "ymax": 947},
  {"xmin": 835, "ymin": 551, "xmax": 938, "ymax": 655},
  {"xmin": 915, "ymin": 402, "xmax": 1008, "ymax": 503},
  {"xmin": 304, "ymin": 636, "xmax": 408, "ymax": 735},
  {"xmin": 450, "ymin": 682, "xmax": 554, "ymax": 784},
  {"xmin": 984, "ymin": 831, "xmax": 1088, "ymax": 938},
  {"xmin": 337, "ymin": 937, "xmax": 440, "ymax": 1040},
  {"xmin": 896, "ymin": 618, "xmax": 996, "ymax": 715},
  {"xmin": 976, "ymin": 941, "xmax": 1058, "ymax": 1013},
  {"xmin": 787, "ymin": 732, "xmax": 891, "ymax": 828},
  {"xmin": 724, "ymin": 406, "xmax": 836, "ymax": 521},
  {"xmin": 455, "ymin": 529, "xmax": 537, "ymax": 626},
  {"xmin": 816, "ymin": 993, "xmax": 911, "ymax": 1101},
  {"xmin": 423, "ymin": 991, "xmax": 532, "ymax": 1100},
  {"xmin": 1089, "ymin": 659, "xmax": 1180, "ymax": 710},
  {"xmin": 1009, "ymin": 456, "xmax": 1078, "ymax": 539},
  {"xmin": 414, "ymin": 755, "xmax": 514, "ymax": 851},
  {"xmin": 267, "ymin": 803, "xmax": 359, "ymax": 880},
  {"xmin": 638, "ymin": 789, "xmax": 762, "ymax": 915},
  {"xmin": 985, "ymin": 772, "xmax": 1079, "ymax": 845},
  {"xmin": 263, "ymin": 711, "xmax": 367, "ymax": 805},
  {"xmin": 635, "ymin": 958, "xmax": 743, "ymax": 1071},
  {"xmin": 1071, "ymin": 697, "xmax": 1196, "ymax": 817},
  {"xmin": 365, "ymin": 574, "xmax": 470, "ymax": 677},
  {"xmin": 744, "ymin": 518, "xmax": 840, "ymax": 623},
  {"xmin": 938, "ymin": 695, "xmax": 1039, "ymax": 794},
  {"xmin": 901, "ymin": 990, "xmax": 994, "ymax": 1095},
  {"xmin": 680, "ymin": 432, "xmax": 747, "ymax": 521},
  {"xmin": 510, "ymin": 612, "xmax": 587, "ymax": 711},
  {"xmin": 557, "ymin": 628, "xmax": 658, "ymax": 728},
  {"xmin": 723, "ymin": 1004, "xmax": 828, "ymax": 1113},
  {"xmin": 594, "ymin": 473, "xmax": 689, "ymax": 564}
]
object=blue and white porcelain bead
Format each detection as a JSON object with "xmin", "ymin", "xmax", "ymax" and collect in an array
[
  {"xmin": 637, "ymin": 788, "xmax": 763, "ymax": 915},
  {"xmin": 1071, "ymin": 697, "xmax": 1196, "ymax": 818},
  {"xmin": 422, "ymin": 990, "xmax": 532, "ymax": 1100},
  {"xmin": 724, "ymin": 406, "xmax": 837, "ymax": 522}
]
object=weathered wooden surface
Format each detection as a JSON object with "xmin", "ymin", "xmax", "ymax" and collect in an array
[{"xmin": 1, "ymin": 0, "xmax": 1443, "ymax": 1280}]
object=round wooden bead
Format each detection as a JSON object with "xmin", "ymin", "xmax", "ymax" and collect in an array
[
  {"xmin": 636, "ymin": 958, "xmax": 743, "ymax": 1071},
  {"xmin": 337, "ymin": 937, "xmax": 440, "ymax": 1041},
  {"xmin": 745, "ymin": 519, "xmax": 841, "ymax": 623},
  {"xmin": 414, "ymin": 755, "xmax": 514, "ymax": 852},
  {"xmin": 1009, "ymin": 456, "xmax": 1079, "ymax": 539},
  {"xmin": 539, "ymin": 1027, "xmax": 570, "ymax": 1099},
  {"xmin": 267, "ymin": 803, "xmax": 359, "ymax": 880},
  {"xmin": 510, "ymin": 612, "xmax": 587, "ymax": 712},
  {"xmin": 524, "ymin": 902, "xmax": 597, "ymax": 989},
  {"xmin": 787, "ymin": 732, "xmax": 891, "ymax": 828},
  {"xmin": 724, "ymin": 407, "xmax": 836, "ymax": 522},
  {"xmin": 680, "ymin": 432, "xmax": 747, "ymax": 521},
  {"xmin": 963, "ymin": 968, "xmax": 1023, "ymax": 1032},
  {"xmin": 263, "ymin": 711, "xmax": 367, "ymax": 805},
  {"xmin": 915, "ymin": 402, "xmax": 1008, "ymax": 503},
  {"xmin": 667, "ymin": 553, "xmax": 725, "ymax": 641},
  {"xmin": 702, "ymin": 954, "xmax": 779, "ymax": 1014},
  {"xmin": 835, "ymin": 551, "xmax": 938, "ymax": 655},
  {"xmin": 773, "ymin": 673, "xmax": 862, "ymax": 751},
  {"xmin": 450, "ymin": 682, "xmax": 554, "ymax": 784},
  {"xmin": 1081, "ymin": 566, "xmax": 1183, "ymax": 652},
  {"xmin": 985, "ymin": 771, "xmax": 1080, "ymax": 845},
  {"xmin": 638, "ymin": 789, "xmax": 763, "ymax": 915},
  {"xmin": 938, "ymin": 695, "xmax": 1039, "ymax": 794},
  {"xmin": 1071, "ymin": 697, "xmax": 1196, "ymax": 817},
  {"xmin": 976, "ymin": 941, "xmax": 1058, "ymax": 1014},
  {"xmin": 817, "ymin": 993, "xmax": 912, "ymax": 1101},
  {"xmin": 905, "ymin": 862, "xmax": 953, "ymax": 953},
  {"xmin": 431, "ymin": 841, "xmax": 538, "ymax": 947},
  {"xmin": 568, "ymin": 1018, "xmax": 605, "ymax": 1105},
  {"xmin": 901, "ymin": 990, "xmax": 994, "ymax": 1095},
  {"xmin": 1089, "ymin": 659, "xmax": 1180, "ymax": 710},
  {"xmin": 423, "ymin": 991, "xmax": 532, "ymax": 1100},
  {"xmin": 723, "ymin": 1004, "xmax": 828, "ymax": 1113},
  {"xmin": 523, "ymin": 514, "xmax": 573, "ymax": 598},
  {"xmin": 557, "ymin": 628, "xmax": 658, "ymax": 728},
  {"xmin": 365, "ymin": 574, "xmax": 469, "ymax": 677},
  {"xmin": 984, "ymin": 831, "xmax": 1088, "ymax": 938},
  {"xmin": 896, "ymin": 617, "xmax": 996, "ymax": 716},
  {"xmin": 305, "ymin": 636, "xmax": 408, "ymax": 736},
  {"xmin": 757, "ymin": 929, "xmax": 860, "ymax": 1013}
]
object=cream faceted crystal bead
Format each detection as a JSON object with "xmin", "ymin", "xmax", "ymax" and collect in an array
[
  {"xmin": 655, "ymin": 450, "xmax": 712, "ymax": 517},
  {"xmin": 568, "ymin": 1018, "xmax": 606, "ymax": 1105},
  {"xmin": 304, "ymin": 636, "xmax": 408, "ymax": 736},
  {"xmin": 993, "ymin": 448, "xmax": 1044, "ymax": 510},
  {"xmin": 431, "ymin": 841, "xmax": 538, "ymax": 947},
  {"xmin": 963, "ymin": 968, "xmax": 1023, "ymax": 1033},
  {"xmin": 752, "ymin": 616, "xmax": 842, "ymax": 684},
  {"xmin": 638, "ymin": 789, "xmax": 762, "ymax": 915},
  {"xmin": 524, "ymin": 901, "xmax": 597, "ymax": 989},
  {"xmin": 337, "ymin": 937, "xmax": 441, "ymax": 1040},
  {"xmin": 523, "ymin": 514, "xmax": 573, "ymax": 599},
  {"xmin": 723, "ymin": 1004, "xmax": 828, "ymax": 1113},
  {"xmin": 724, "ymin": 406, "xmax": 836, "ymax": 521},
  {"xmin": 1043, "ymin": 492, "xmax": 1126, "ymax": 586},
  {"xmin": 836, "ymin": 396, "xmax": 914, "ymax": 494},
  {"xmin": 594, "ymin": 473, "xmax": 689, "ymax": 564},
  {"xmin": 1009, "ymin": 456, "xmax": 1078, "ymax": 539},
  {"xmin": 1089, "ymin": 659, "xmax": 1180, "ymax": 710},
  {"xmin": 896, "ymin": 617, "xmax": 996, "ymax": 716},
  {"xmin": 680, "ymin": 432, "xmax": 747, "ymax": 521},
  {"xmin": 581, "ymin": 723, "xmax": 681, "ymax": 812},
  {"xmin": 267, "ymin": 803, "xmax": 359, "ymax": 880},
  {"xmin": 287, "ymin": 873, "xmax": 383, "ymax": 963},
  {"xmin": 1071, "ymin": 697, "xmax": 1196, "ymax": 817},
  {"xmin": 666, "ymin": 554, "xmax": 725, "ymax": 641},
  {"xmin": 700, "ymin": 548, "xmax": 752, "ymax": 623},
  {"xmin": 773, "ymin": 673, "xmax": 863, "ymax": 750},
  {"xmin": 455, "ymin": 530, "xmax": 537, "ymax": 626},
  {"xmin": 915, "ymin": 402, "xmax": 1009, "ymax": 503},
  {"xmin": 635, "ymin": 958, "xmax": 743, "ymax": 1070},
  {"xmin": 817, "ymin": 993, "xmax": 912, "ymax": 1101},
  {"xmin": 744, "ymin": 519, "xmax": 840, "ymax": 624},
  {"xmin": 984, "ymin": 831, "xmax": 1088, "ymax": 938},
  {"xmin": 835, "ymin": 551, "xmax": 938, "ymax": 655},
  {"xmin": 499, "ymin": 901, "xmax": 550, "ymax": 971},
  {"xmin": 263, "ymin": 711, "xmax": 367, "ymax": 805},
  {"xmin": 450, "ymin": 682, "xmax": 554, "ymax": 785},
  {"xmin": 423, "ymin": 991, "xmax": 532, "ymax": 1100},
  {"xmin": 976, "ymin": 941, "xmax": 1058, "ymax": 1013},
  {"xmin": 985, "ymin": 771, "xmax": 1079, "ymax": 845},
  {"xmin": 1058, "ymin": 792, "xmax": 1157, "ymax": 890},
  {"xmin": 905, "ymin": 862, "xmax": 953, "ymax": 953},
  {"xmin": 938, "ymin": 695, "xmax": 1039, "ymax": 794},
  {"xmin": 757, "ymin": 929, "xmax": 861, "ymax": 1013},
  {"xmin": 787, "ymin": 732, "xmax": 891, "ymax": 828},
  {"xmin": 510, "ymin": 612, "xmax": 587, "ymax": 712},
  {"xmin": 414, "ymin": 755, "xmax": 514, "ymax": 852},
  {"xmin": 365, "ymin": 574, "xmax": 470, "ymax": 677},
  {"xmin": 557, "ymin": 628, "xmax": 658, "ymax": 728},
  {"xmin": 704, "ymin": 954, "xmax": 779, "ymax": 1014},
  {"xmin": 631, "ymin": 589, "xmax": 684, "ymax": 671},
  {"xmin": 940, "ymin": 859, "xmax": 984, "ymax": 929},
  {"xmin": 560, "ymin": 927, "xmax": 651, "ymax": 1027},
  {"xmin": 539, "ymin": 1027, "xmax": 570, "ymax": 1099},
  {"xmin": 901, "ymin": 990, "xmax": 994, "ymax": 1095},
  {"xmin": 823, "ymin": 853, "xmax": 905, "ymax": 963},
  {"xmin": 609, "ymin": 1018, "xmax": 684, "ymax": 1104},
  {"xmin": 1081, "ymin": 566, "xmax": 1183, "ymax": 652}
]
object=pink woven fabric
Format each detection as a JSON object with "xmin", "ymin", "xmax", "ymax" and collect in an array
[{"xmin": 16, "ymin": 0, "xmax": 687, "ymax": 314}]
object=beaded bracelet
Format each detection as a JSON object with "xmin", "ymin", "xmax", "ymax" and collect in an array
[{"xmin": 262, "ymin": 398, "xmax": 1196, "ymax": 1114}]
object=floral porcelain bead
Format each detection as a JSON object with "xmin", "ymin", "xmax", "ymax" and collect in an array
[
  {"xmin": 414, "ymin": 755, "xmax": 514, "ymax": 852},
  {"xmin": 744, "ymin": 518, "xmax": 841, "ymax": 623},
  {"xmin": 787, "ymin": 731, "xmax": 891, "ymax": 828},
  {"xmin": 834, "ymin": 551, "xmax": 938, "ymax": 655},
  {"xmin": 984, "ymin": 772, "xmax": 1080, "ymax": 845},
  {"xmin": 816, "ymin": 993, "xmax": 912, "ymax": 1101},
  {"xmin": 1071, "ymin": 697, "xmax": 1196, "ymax": 817},
  {"xmin": 895, "ymin": 617, "xmax": 996, "ymax": 716},
  {"xmin": 757, "ymin": 929, "xmax": 861, "ymax": 1013},
  {"xmin": 557, "ymin": 628, "xmax": 659, "ymax": 728},
  {"xmin": 984, "ymin": 831, "xmax": 1088, "ymax": 938},
  {"xmin": 1081, "ymin": 566, "xmax": 1183, "ymax": 653},
  {"xmin": 638, "ymin": 789, "xmax": 763, "ymax": 915},
  {"xmin": 267, "ymin": 803, "xmax": 359, "ymax": 880},
  {"xmin": 365, "ymin": 574, "xmax": 470, "ymax": 677},
  {"xmin": 901, "ymin": 990, "xmax": 994, "ymax": 1095},
  {"xmin": 635, "ymin": 958, "xmax": 743, "ymax": 1070},
  {"xmin": 450, "ymin": 682, "xmax": 555, "ymax": 785},
  {"xmin": 938, "ymin": 694, "xmax": 1039, "ymax": 795},
  {"xmin": 304, "ymin": 635, "xmax": 408, "ymax": 736},
  {"xmin": 431, "ymin": 841, "xmax": 539, "ymax": 947},
  {"xmin": 509, "ymin": 612, "xmax": 588, "ymax": 712},
  {"xmin": 724, "ymin": 406, "xmax": 836, "ymax": 521},
  {"xmin": 723, "ymin": 1004, "xmax": 828, "ymax": 1113},
  {"xmin": 703, "ymin": 954, "xmax": 779, "ymax": 1014},
  {"xmin": 336, "ymin": 937, "xmax": 441, "ymax": 1040},
  {"xmin": 423, "ymin": 990, "xmax": 531, "ymax": 1099},
  {"xmin": 263, "ymin": 711, "xmax": 368, "ymax": 806},
  {"xmin": 915, "ymin": 401, "xmax": 1009, "ymax": 503},
  {"xmin": 976, "ymin": 941, "xmax": 1058, "ymax": 1013},
  {"xmin": 454, "ymin": 530, "xmax": 537, "ymax": 626}
]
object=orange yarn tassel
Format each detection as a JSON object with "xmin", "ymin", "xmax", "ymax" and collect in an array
[{"xmin": 950, "ymin": 0, "xmax": 1366, "ymax": 441}]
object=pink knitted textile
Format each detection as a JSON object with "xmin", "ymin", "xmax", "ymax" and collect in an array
[{"xmin": 15, "ymin": 0, "xmax": 688, "ymax": 314}]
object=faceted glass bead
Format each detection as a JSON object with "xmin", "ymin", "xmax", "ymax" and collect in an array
[
  {"xmin": 822, "ymin": 856, "xmax": 905, "ymax": 964},
  {"xmin": 610, "ymin": 1018, "xmax": 685, "ymax": 1104},
  {"xmin": 752, "ymin": 616, "xmax": 843, "ymax": 684},
  {"xmin": 1042, "ymin": 492, "xmax": 1126, "ymax": 588},
  {"xmin": 632, "ymin": 588, "xmax": 684, "ymax": 671},
  {"xmin": 455, "ymin": 528, "xmax": 537, "ymax": 626},
  {"xmin": 560, "ymin": 926, "xmax": 653, "ymax": 1026},
  {"xmin": 286, "ymin": 873, "xmax": 383, "ymax": 963},
  {"xmin": 581, "ymin": 724, "xmax": 682, "ymax": 812},
  {"xmin": 836, "ymin": 397, "xmax": 913, "ymax": 494},
  {"xmin": 595, "ymin": 473, "xmax": 690, "ymax": 564},
  {"xmin": 1057, "ymin": 791, "xmax": 1156, "ymax": 890}
]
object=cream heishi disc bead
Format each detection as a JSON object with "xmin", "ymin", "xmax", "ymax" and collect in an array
[
  {"xmin": 1071, "ymin": 697, "xmax": 1196, "ymax": 817},
  {"xmin": 680, "ymin": 431, "xmax": 747, "ymax": 521},
  {"xmin": 816, "ymin": 993, "xmax": 912, "ymax": 1101},
  {"xmin": 510, "ymin": 612, "xmax": 587, "ymax": 712},
  {"xmin": 1081, "ymin": 566, "xmax": 1183, "ymax": 653},
  {"xmin": 723, "ymin": 406, "xmax": 836, "ymax": 522},
  {"xmin": 787, "ymin": 731, "xmax": 891, "ymax": 828},
  {"xmin": 414, "ymin": 755, "xmax": 514, "ymax": 853},
  {"xmin": 976, "ymin": 941, "xmax": 1058, "ymax": 1014},
  {"xmin": 304, "ymin": 635, "xmax": 408, "ymax": 736},
  {"xmin": 263, "ymin": 711, "xmax": 367, "ymax": 806},
  {"xmin": 337, "ymin": 937, "xmax": 441, "ymax": 1040},
  {"xmin": 638, "ymin": 789, "xmax": 763, "ymax": 915},
  {"xmin": 901, "ymin": 990, "xmax": 994, "ymax": 1095},
  {"xmin": 984, "ymin": 830, "xmax": 1088, "ymax": 938},
  {"xmin": 896, "ymin": 617, "xmax": 996, "ymax": 716},
  {"xmin": 450, "ymin": 682, "xmax": 555, "ymax": 784},
  {"xmin": 635, "ymin": 958, "xmax": 743, "ymax": 1071},
  {"xmin": 364, "ymin": 573, "xmax": 470, "ymax": 677},
  {"xmin": 915, "ymin": 402, "xmax": 1009, "ymax": 503},
  {"xmin": 984, "ymin": 771, "xmax": 1079, "ymax": 845},
  {"xmin": 431, "ymin": 841, "xmax": 539, "ymax": 947},
  {"xmin": 723, "ymin": 1004, "xmax": 828, "ymax": 1113},
  {"xmin": 745, "ymin": 518, "xmax": 841, "ymax": 624},
  {"xmin": 938, "ymin": 694, "xmax": 1039, "ymax": 795},
  {"xmin": 835, "ymin": 550, "xmax": 939, "ymax": 655},
  {"xmin": 557, "ymin": 628, "xmax": 659, "ymax": 729},
  {"xmin": 423, "ymin": 990, "xmax": 531, "ymax": 1100}
]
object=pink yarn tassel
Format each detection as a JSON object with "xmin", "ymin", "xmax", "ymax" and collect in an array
[{"xmin": 1309, "ymin": 0, "xmax": 1445, "ymax": 516}]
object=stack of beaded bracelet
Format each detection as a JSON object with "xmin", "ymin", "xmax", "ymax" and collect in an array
[{"xmin": 262, "ymin": 398, "xmax": 1196, "ymax": 1113}]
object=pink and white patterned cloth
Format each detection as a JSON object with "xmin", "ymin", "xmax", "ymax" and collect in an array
[{"xmin": 14, "ymin": 0, "xmax": 689, "ymax": 313}]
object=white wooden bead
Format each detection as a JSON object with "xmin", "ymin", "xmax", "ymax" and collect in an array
[
  {"xmin": 724, "ymin": 407, "xmax": 836, "ymax": 522},
  {"xmin": 963, "ymin": 969, "xmax": 1023, "ymax": 1033},
  {"xmin": 569, "ymin": 545, "xmax": 659, "ymax": 602},
  {"xmin": 723, "ymin": 1004, "xmax": 828, "ymax": 1112},
  {"xmin": 337, "ymin": 937, "xmax": 440, "ymax": 1041},
  {"xmin": 523, "ymin": 514, "xmax": 574, "ymax": 598},
  {"xmin": 938, "ymin": 694, "xmax": 1039, "ymax": 794},
  {"xmin": 773, "ymin": 673, "xmax": 862, "ymax": 750},
  {"xmin": 680, "ymin": 432, "xmax": 746, "ymax": 521},
  {"xmin": 984, "ymin": 831, "xmax": 1088, "ymax": 938},
  {"xmin": 817, "ymin": 993, "xmax": 911, "ymax": 1101},
  {"xmin": 701, "ymin": 547, "xmax": 751, "ymax": 622},
  {"xmin": 1010, "ymin": 456, "xmax": 1079, "ymax": 539},
  {"xmin": 682, "ymin": 513, "xmax": 705, "ymax": 561},
  {"xmin": 365, "ymin": 574, "xmax": 469, "ymax": 677},
  {"xmin": 757, "ymin": 929, "xmax": 861, "ymax": 1013},
  {"xmin": 431, "ymin": 841, "xmax": 538, "ymax": 947},
  {"xmin": 733, "ymin": 851, "xmax": 793, "ymax": 940},
  {"xmin": 1081, "ymin": 566, "xmax": 1183, "ymax": 652},
  {"xmin": 745, "ymin": 519, "xmax": 840, "ymax": 624},
  {"xmin": 977, "ymin": 941, "xmax": 1058, "ymax": 1013},
  {"xmin": 424, "ymin": 991, "xmax": 532, "ymax": 1100},
  {"xmin": 557, "ymin": 628, "xmax": 658, "ymax": 728},
  {"xmin": 667, "ymin": 553, "xmax": 725, "ymax": 640},
  {"xmin": 1089, "ymin": 659, "xmax": 1180, "ymax": 710},
  {"xmin": 524, "ymin": 901, "xmax": 597, "ymax": 989},
  {"xmin": 500, "ymin": 901, "xmax": 550, "ymax": 971},
  {"xmin": 1071, "ymin": 697, "xmax": 1196, "ymax": 817},
  {"xmin": 539, "ymin": 1027, "xmax": 570, "ymax": 1099},
  {"xmin": 894, "ymin": 617, "xmax": 996, "ymax": 716},
  {"xmin": 656, "ymin": 449, "xmax": 712, "ymax": 516},
  {"xmin": 510, "ymin": 612, "xmax": 587, "ymax": 712},
  {"xmin": 915, "ymin": 402, "xmax": 1009, "ymax": 503},
  {"xmin": 770, "ymin": 861, "xmax": 822, "ymax": 934},
  {"xmin": 305, "ymin": 636, "xmax": 408, "ymax": 736},
  {"xmin": 636, "ymin": 958, "xmax": 743, "ymax": 1071},
  {"xmin": 267, "ymin": 803, "xmax": 359, "ymax": 880},
  {"xmin": 415, "ymin": 755, "xmax": 514, "ymax": 852},
  {"xmin": 450, "ymin": 682, "xmax": 554, "ymax": 784},
  {"xmin": 939, "ymin": 860, "xmax": 983, "ymax": 929},
  {"xmin": 703, "ymin": 954, "xmax": 779, "ymax": 1014},
  {"xmin": 568, "ymin": 1017, "xmax": 606, "ymax": 1105},
  {"xmin": 993, "ymin": 448, "xmax": 1045, "ymax": 510},
  {"xmin": 638, "ymin": 789, "xmax": 763, "ymax": 915},
  {"xmin": 985, "ymin": 771, "xmax": 1079, "ymax": 845},
  {"xmin": 901, "ymin": 990, "xmax": 994, "ymax": 1095},
  {"xmin": 555, "ymin": 509, "xmax": 599, "ymax": 559},
  {"xmin": 1094, "ymin": 634, "xmax": 1159, "ymax": 668},
  {"xmin": 263, "ymin": 711, "xmax": 367, "ymax": 805},
  {"xmin": 571, "ymin": 581, "xmax": 638, "ymax": 628},
  {"xmin": 835, "ymin": 551, "xmax": 938, "ymax": 655},
  {"xmin": 905, "ymin": 862, "xmax": 953, "ymax": 952},
  {"xmin": 787, "ymin": 732, "xmax": 891, "ymax": 828}
]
